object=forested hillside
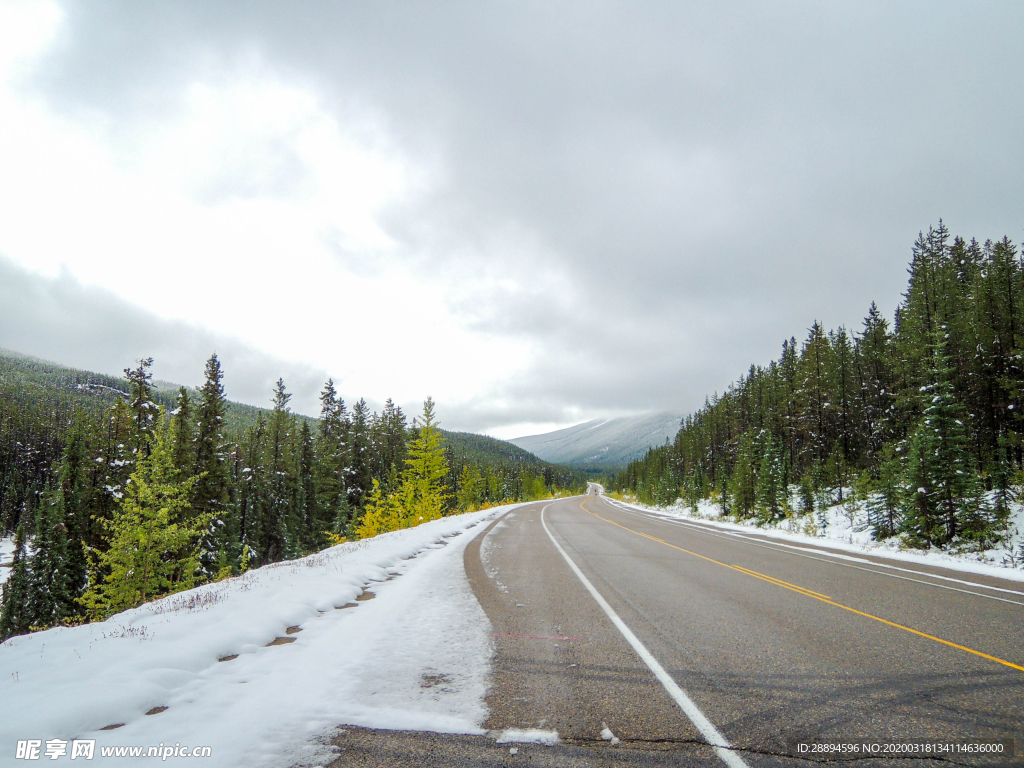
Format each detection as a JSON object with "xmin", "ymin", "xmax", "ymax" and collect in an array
[
  {"xmin": 614, "ymin": 223, "xmax": 1022, "ymax": 551},
  {"xmin": 0, "ymin": 350, "xmax": 583, "ymax": 641}
]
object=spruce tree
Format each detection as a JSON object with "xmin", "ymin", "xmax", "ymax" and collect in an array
[
  {"xmin": 755, "ymin": 431, "xmax": 786, "ymax": 522},
  {"xmin": 314, "ymin": 379, "xmax": 350, "ymax": 537},
  {"xmin": 258, "ymin": 379, "xmax": 293, "ymax": 563},
  {"xmin": 26, "ymin": 486, "xmax": 76, "ymax": 628},
  {"xmin": 901, "ymin": 328, "xmax": 983, "ymax": 547},
  {"xmin": 81, "ymin": 412, "xmax": 206, "ymax": 619},
  {"xmin": 170, "ymin": 387, "xmax": 194, "ymax": 473},
  {"xmin": 192, "ymin": 355, "xmax": 231, "ymax": 574},
  {"xmin": 727, "ymin": 433, "xmax": 756, "ymax": 517},
  {"xmin": 457, "ymin": 464, "xmax": 484, "ymax": 511},
  {"xmin": 866, "ymin": 444, "xmax": 902, "ymax": 539},
  {"xmin": 0, "ymin": 523, "xmax": 32, "ymax": 641},
  {"xmin": 53, "ymin": 414, "xmax": 91, "ymax": 607},
  {"xmin": 295, "ymin": 419, "xmax": 319, "ymax": 553},
  {"xmin": 347, "ymin": 399, "xmax": 372, "ymax": 511},
  {"xmin": 125, "ymin": 357, "xmax": 157, "ymax": 458}
]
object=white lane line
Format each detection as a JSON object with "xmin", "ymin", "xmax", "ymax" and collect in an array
[
  {"xmin": 540, "ymin": 504, "xmax": 750, "ymax": 768},
  {"xmin": 601, "ymin": 498, "xmax": 1024, "ymax": 605}
]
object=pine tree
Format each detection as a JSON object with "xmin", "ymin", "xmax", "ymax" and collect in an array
[
  {"xmin": 295, "ymin": 419, "xmax": 320, "ymax": 553},
  {"xmin": 26, "ymin": 485, "xmax": 76, "ymax": 628},
  {"xmin": 53, "ymin": 414, "xmax": 91, "ymax": 607},
  {"xmin": 727, "ymin": 433, "xmax": 756, "ymax": 517},
  {"xmin": 125, "ymin": 357, "xmax": 157, "ymax": 458},
  {"xmin": 0, "ymin": 523, "xmax": 32, "ymax": 641},
  {"xmin": 867, "ymin": 443, "xmax": 903, "ymax": 539},
  {"xmin": 347, "ymin": 398, "xmax": 372, "ymax": 511},
  {"xmin": 857, "ymin": 303, "xmax": 894, "ymax": 461},
  {"xmin": 314, "ymin": 379, "xmax": 350, "ymax": 536},
  {"xmin": 755, "ymin": 431, "xmax": 786, "ymax": 522},
  {"xmin": 457, "ymin": 464, "xmax": 484, "ymax": 511},
  {"xmin": 81, "ymin": 412, "xmax": 206, "ymax": 619},
  {"xmin": 192, "ymin": 354, "xmax": 232, "ymax": 574},
  {"xmin": 257, "ymin": 379, "xmax": 293, "ymax": 563},
  {"xmin": 170, "ymin": 387, "xmax": 194, "ymax": 473},
  {"xmin": 901, "ymin": 328, "xmax": 983, "ymax": 547}
]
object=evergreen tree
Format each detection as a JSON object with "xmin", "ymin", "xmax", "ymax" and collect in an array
[
  {"xmin": 901, "ymin": 329, "xmax": 985, "ymax": 547},
  {"xmin": 867, "ymin": 444, "xmax": 903, "ymax": 539},
  {"xmin": 347, "ymin": 399, "xmax": 372, "ymax": 512},
  {"xmin": 26, "ymin": 485, "xmax": 76, "ymax": 628},
  {"xmin": 727, "ymin": 433, "xmax": 756, "ymax": 517},
  {"xmin": 294, "ymin": 419, "xmax": 320, "ymax": 553},
  {"xmin": 192, "ymin": 355, "xmax": 232, "ymax": 574},
  {"xmin": 314, "ymin": 379, "xmax": 350, "ymax": 535},
  {"xmin": 170, "ymin": 387, "xmax": 194, "ymax": 473},
  {"xmin": 755, "ymin": 431, "xmax": 786, "ymax": 522},
  {"xmin": 457, "ymin": 464, "xmax": 484, "ymax": 511},
  {"xmin": 0, "ymin": 523, "xmax": 32, "ymax": 641},
  {"xmin": 257, "ymin": 379, "xmax": 292, "ymax": 563},
  {"xmin": 53, "ymin": 414, "xmax": 91, "ymax": 606},
  {"xmin": 125, "ymin": 357, "xmax": 157, "ymax": 458},
  {"xmin": 81, "ymin": 412, "xmax": 206, "ymax": 619}
]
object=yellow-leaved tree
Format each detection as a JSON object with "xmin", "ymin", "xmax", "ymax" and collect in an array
[
  {"xmin": 81, "ymin": 412, "xmax": 208, "ymax": 619},
  {"xmin": 356, "ymin": 397, "xmax": 450, "ymax": 539}
]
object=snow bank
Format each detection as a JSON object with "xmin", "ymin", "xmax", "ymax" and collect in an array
[
  {"xmin": 0, "ymin": 505, "xmax": 518, "ymax": 766},
  {"xmin": 606, "ymin": 494, "xmax": 1024, "ymax": 583}
]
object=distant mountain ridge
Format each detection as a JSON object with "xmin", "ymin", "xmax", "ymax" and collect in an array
[{"xmin": 509, "ymin": 413, "xmax": 683, "ymax": 470}]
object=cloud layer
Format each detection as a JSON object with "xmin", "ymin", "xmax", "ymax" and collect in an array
[{"xmin": 2, "ymin": 1, "xmax": 1022, "ymax": 437}]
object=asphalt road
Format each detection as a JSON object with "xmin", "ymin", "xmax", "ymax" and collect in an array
[
  {"xmin": 466, "ymin": 488, "xmax": 1024, "ymax": 767},
  {"xmin": 330, "ymin": 489, "xmax": 1023, "ymax": 767}
]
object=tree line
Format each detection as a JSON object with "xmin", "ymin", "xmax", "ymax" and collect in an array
[
  {"xmin": 0, "ymin": 355, "xmax": 583, "ymax": 640},
  {"xmin": 613, "ymin": 223, "xmax": 1021, "ymax": 551}
]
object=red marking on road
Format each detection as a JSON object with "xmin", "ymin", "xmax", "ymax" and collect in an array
[{"xmin": 493, "ymin": 633, "xmax": 581, "ymax": 641}]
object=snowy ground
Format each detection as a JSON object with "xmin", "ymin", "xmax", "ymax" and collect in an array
[
  {"xmin": 0, "ymin": 505, "xmax": 518, "ymax": 766},
  {"xmin": 605, "ymin": 492, "xmax": 1024, "ymax": 584},
  {"xmin": 0, "ymin": 536, "xmax": 13, "ymax": 586}
]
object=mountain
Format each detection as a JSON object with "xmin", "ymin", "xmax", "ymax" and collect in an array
[{"xmin": 509, "ymin": 413, "xmax": 683, "ymax": 470}]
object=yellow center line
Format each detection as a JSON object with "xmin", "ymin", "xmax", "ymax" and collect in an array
[
  {"xmin": 578, "ymin": 498, "xmax": 1024, "ymax": 674},
  {"xmin": 730, "ymin": 565, "xmax": 831, "ymax": 599}
]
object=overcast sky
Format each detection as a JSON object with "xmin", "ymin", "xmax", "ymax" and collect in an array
[{"xmin": 1, "ymin": 1, "xmax": 1022, "ymax": 438}]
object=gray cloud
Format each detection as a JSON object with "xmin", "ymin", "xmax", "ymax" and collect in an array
[
  {"xmin": 20, "ymin": 1, "xmax": 1024, "ymax": 431},
  {"xmin": 0, "ymin": 256, "xmax": 329, "ymax": 416}
]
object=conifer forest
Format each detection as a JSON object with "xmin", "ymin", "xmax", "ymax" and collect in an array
[
  {"xmin": 613, "ymin": 224, "xmax": 1023, "ymax": 551},
  {"xmin": 0, "ymin": 353, "xmax": 583, "ymax": 641}
]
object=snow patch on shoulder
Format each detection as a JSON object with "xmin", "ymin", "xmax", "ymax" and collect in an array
[{"xmin": 496, "ymin": 729, "xmax": 560, "ymax": 745}]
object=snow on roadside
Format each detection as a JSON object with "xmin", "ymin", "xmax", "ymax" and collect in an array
[
  {"xmin": 604, "ymin": 493, "xmax": 1024, "ymax": 584},
  {"xmin": 0, "ymin": 504, "xmax": 518, "ymax": 766}
]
